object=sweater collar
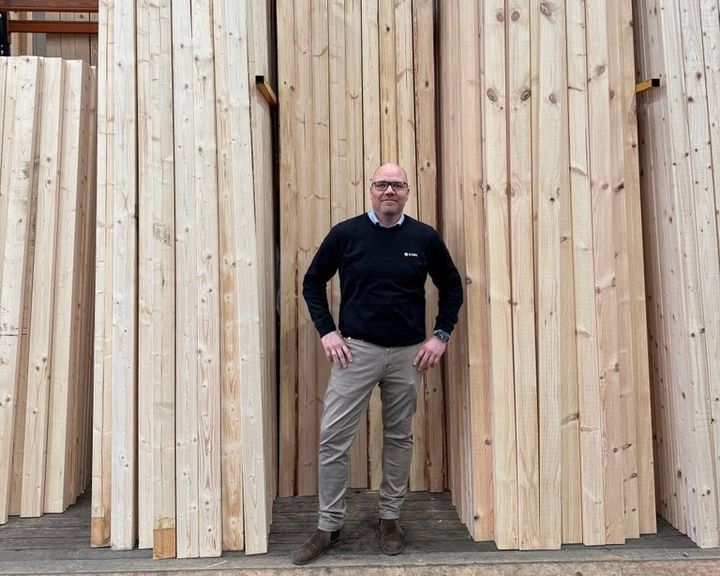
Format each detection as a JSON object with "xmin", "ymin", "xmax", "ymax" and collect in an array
[{"xmin": 367, "ymin": 210, "xmax": 405, "ymax": 228}]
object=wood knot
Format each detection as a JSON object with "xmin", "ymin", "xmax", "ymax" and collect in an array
[
  {"xmin": 487, "ymin": 88, "xmax": 499, "ymax": 102},
  {"xmin": 548, "ymin": 92, "xmax": 558, "ymax": 104},
  {"xmin": 521, "ymin": 89, "xmax": 531, "ymax": 101},
  {"xmin": 540, "ymin": 1, "xmax": 554, "ymax": 17},
  {"xmin": 511, "ymin": 10, "xmax": 521, "ymax": 21},
  {"xmin": 496, "ymin": 9, "xmax": 505, "ymax": 22}
]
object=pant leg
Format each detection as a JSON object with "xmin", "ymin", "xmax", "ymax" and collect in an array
[
  {"xmin": 318, "ymin": 338, "xmax": 383, "ymax": 531},
  {"xmin": 378, "ymin": 343, "xmax": 423, "ymax": 520}
]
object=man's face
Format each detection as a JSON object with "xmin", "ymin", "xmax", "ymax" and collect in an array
[{"xmin": 370, "ymin": 165, "xmax": 409, "ymax": 220}]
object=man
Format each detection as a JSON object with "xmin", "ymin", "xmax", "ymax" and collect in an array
[{"xmin": 293, "ymin": 163, "xmax": 463, "ymax": 565}]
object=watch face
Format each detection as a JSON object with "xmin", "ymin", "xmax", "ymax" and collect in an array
[{"xmin": 435, "ymin": 330, "xmax": 449, "ymax": 343}]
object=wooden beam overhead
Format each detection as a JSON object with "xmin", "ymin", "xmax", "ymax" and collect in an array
[
  {"xmin": 8, "ymin": 20, "xmax": 98, "ymax": 35},
  {"xmin": 0, "ymin": 1, "xmax": 98, "ymax": 12}
]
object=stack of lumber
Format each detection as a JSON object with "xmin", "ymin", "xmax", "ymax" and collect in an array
[
  {"xmin": 0, "ymin": 56, "xmax": 96, "ymax": 525},
  {"xmin": 635, "ymin": 0, "xmax": 720, "ymax": 549},
  {"xmin": 436, "ymin": 0, "xmax": 655, "ymax": 549},
  {"xmin": 91, "ymin": 0, "xmax": 276, "ymax": 558},
  {"xmin": 277, "ymin": 0, "xmax": 442, "ymax": 497}
]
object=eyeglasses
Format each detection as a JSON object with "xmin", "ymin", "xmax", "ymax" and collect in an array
[{"xmin": 372, "ymin": 180, "xmax": 409, "ymax": 192}]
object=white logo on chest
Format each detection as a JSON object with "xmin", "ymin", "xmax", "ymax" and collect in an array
[{"xmin": 404, "ymin": 252, "xmax": 419, "ymax": 258}]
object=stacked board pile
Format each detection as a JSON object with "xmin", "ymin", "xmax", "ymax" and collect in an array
[
  {"xmin": 278, "ymin": 0, "xmax": 442, "ymax": 497},
  {"xmin": 91, "ymin": 0, "xmax": 276, "ymax": 558},
  {"xmin": 0, "ymin": 57, "xmax": 97, "ymax": 525},
  {"xmin": 635, "ymin": 0, "xmax": 720, "ymax": 549},
  {"xmin": 438, "ymin": 0, "xmax": 655, "ymax": 549}
]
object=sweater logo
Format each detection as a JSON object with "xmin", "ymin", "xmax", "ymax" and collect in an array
[{"xmin": 404, "ymin": 252, "xmax": 418, "ymax": 258}]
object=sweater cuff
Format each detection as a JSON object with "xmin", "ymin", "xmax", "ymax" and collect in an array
[{"xmin": 317, "ymin": 319, "xmax": 337, "ymax": 338}]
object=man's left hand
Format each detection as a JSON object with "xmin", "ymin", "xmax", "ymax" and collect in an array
[{"xmin": 412, "ymin": 336, "xmax": 447, "ymax": 371}]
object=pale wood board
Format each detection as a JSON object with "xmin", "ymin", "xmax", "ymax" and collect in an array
[
  {"xmin": 510, "ymin": 0, "xmax": 539, "ymax": 550},
  {"xmin": 190, "ymin": 0, "xmax": 222, "ymax": 558},
  {"xmin": 172, "ymin": 0, "xmax": 200, "ymax": 557},
  {"xmin": 534, "ymin": 0, "xmax": 565, "ymax": 548},
  {"xmin": 621, "ymin": 0, "xmax": 655, "ymax": 535},
  {"xmin": 214, "ymin": 0, "xmax": 245, "ymax": 554},
  {"xmin": 458, "ymin": 0, "xmax": 492, "ymax": 540},
  {"xmin": 379, "ymin": 0, "xmax": 397, "ymax": 161},
  {"xmin": 110, "ymin": 0, "xmax": 138, "ymax": 548},
  {"xmin": 698, "ymin": 0, "xmax": 720, "ymax": 539},
  {"xmin": 606, "ymin": 0, "xmax": 638, "ymax": 539},
  {"xmin": 226, "ymin": 0, "xmax": 270, "ymax": 552},
  {"xmin": 0, "ymin": 57, "xmax": 41, "ymax": 525},
  {"xmin": 45, "ymin": 60, "xmax": 85, "ymax": 516},
  {"xmin": 586, "ymin": 0, "xmax": 624, "ymax": 546},
  {"xmin": 567, "ymin": 0, "xmax": 605, "ymax": 546},
  {"xmin": 278, "ymin": 0, "xmax": 299, "ymax": 498},
  {"xmin": 482, "ymin": 0, "xmax": 518, "ymax": 550},
  {"xmin": 559, "ymin": 0, "xmax": 582, "ymax": 545},
  {"xmin": 295, "ymin": 0, "xmax": 318, "ymax": 497},
  {"xmin": 91, "ymin": 0, "xmax": 114, "ymax": 547},
  {"xmin": 20, "ymin": 59, "xmax": 63, "ymax": 519},
  {"xmin": 137, "ymin": 0, "xmax": 156, "ymax": 548}
]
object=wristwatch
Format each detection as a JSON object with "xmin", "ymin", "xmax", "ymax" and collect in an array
[{"xmin": 433, "ymin": 329, "xmax": 450, "ymax": 343}]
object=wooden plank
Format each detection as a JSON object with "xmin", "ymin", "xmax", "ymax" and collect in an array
[
  {"xmin": 699, "ymin": 0, "xmax": 720, "ymax": 540},
  {"xmin": 345, "ymin": 0, "xmax": 368, "ymax": 490},
  {"xmin": 560, "ymin": 0, "xmax": 582, "ymax": 544},
  {"xmin": 216, "ymin": 0, "xmax": 269, "ymax": 552},
  {"xmin": 379, "ymin": 0, "xmax": 397, "ymax": 161},
  {"xmin": 278, "ymin": 0, "xmax": 299, "ymax": 498},
  {"xmin": 0, "ymin": 57, "xmax": 41, "ymax": 525},
  {"xmin": 45, "ymin": 59, "xmax": 85, "ymax": 515},
  {"xmin": 8, "ymin": 56, "xmax": 39, "ymax": 518},
  {"xmin": 20, "ymin": 58, "xmax": 64, "ymax": 518},
  {"xmin": 509, "ymin": 0, "xmax": 539, "ymax": 550},
  {"xmin": 533, "ymin": 0, "xmax": 565, "ymax": 548},
  {"xmin": 483, "ymin": 0, "xmax": 518, "ymax": 551},
  {"xmin": 90, "ymin": 0, "xmax": 113, "ymax": 547},
  {"xmin": 606, "ymin": 0, "xmax": 638, "ymax": 540},
  {"xmin": 0, "ymin": 1, "xmax": 99, "ymax": 11},
  {"xmin": 190, "ymin": 0, "xmax": 222, "ymax": 558},
  {"xmin": 457, "ymin": 0, "xmax": 492, "ymax": 540},
  {"xmin": 137, "ymin": 0, "xmax": 176, "ymax": 558},
  {"xmin": 673, "ymin": 0, "xmax": 720, "ymax": 547},
  {"xmin": 413, "ymin": 0, "xmax": 444, "ymax": 494},
  {"xmin": 294, "ymin": 0, "xmax": 316, "ymax": 497},
  {"xmin": 215, "ymin": 0, "xmax": 253, "ymax": 552},
  {"xmin": 110, "ymin": 0, "xmax": 137, "ymax": 549},
  {"xmin": 172, "ymin": 0, "xmax": 199, "ymax": 557},
  {"xmin": 567, "ymin": 0, "xmax": 605, "ymax": 546},
  {"xmin": 586, "ymin": 0, "xmax": 624, "ymax": 546}
]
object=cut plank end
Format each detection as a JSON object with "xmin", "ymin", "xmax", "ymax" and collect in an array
[{"xmin": 152, "ymin": 527, "xmax": 177, "ymax": 559}]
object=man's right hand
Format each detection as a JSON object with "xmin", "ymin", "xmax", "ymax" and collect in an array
[{"xmin": 321, "ymin": 331, "xmax": 353, "ymax": 368}]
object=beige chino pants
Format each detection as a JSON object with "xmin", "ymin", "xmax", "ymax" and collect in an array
[{"xmin": 317, "ymin": 337, "xmax": 423, "ymax": 532}]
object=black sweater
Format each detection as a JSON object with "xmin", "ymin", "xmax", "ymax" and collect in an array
[{"xmin": 302, "ymin": 214, "xmax": 464, "ymax": 347}]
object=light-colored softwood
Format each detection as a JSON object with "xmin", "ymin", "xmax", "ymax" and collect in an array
[
  {"xmin": 0, "ymin": 57, "xmax": 41, "ymax": 525},
  {"xmin": 483, "ymin": 0, "xmax": 518, "ymax": 551},
  {"xmin": 110, "ymin": 0, "xmax": 138, "ymax": 549},
  {"xmin": 20, "ymin": 58, "xmax": 63, "ymax": 518}
]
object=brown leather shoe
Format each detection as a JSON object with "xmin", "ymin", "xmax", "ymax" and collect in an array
[
  {"xmin": 291, "ymin": 528, "xmax": 342, "ymax": 565},
  {"xmin": 379, "ymin": 518, "xmax": 405, "ymax": 555}
]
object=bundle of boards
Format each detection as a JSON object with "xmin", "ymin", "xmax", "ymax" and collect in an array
[
  {"xmin": 91, "ymin": 0, "xmax": 276, "ymax": 559},
  {"xmin": 278, "ymin": 0, "xmax": 658, "ymax": 550},
  {"xmin": 635, "ymin": 0, "xmax": 720, "ymax": 549},
  {"xmin": 0, "ymin": 56, "xmax": 96, "ymax": 526}
]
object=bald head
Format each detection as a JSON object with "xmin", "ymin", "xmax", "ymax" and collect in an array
[{"xmin": 372, "ymin": 163, "xmax": 408, "ymax": 184}]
